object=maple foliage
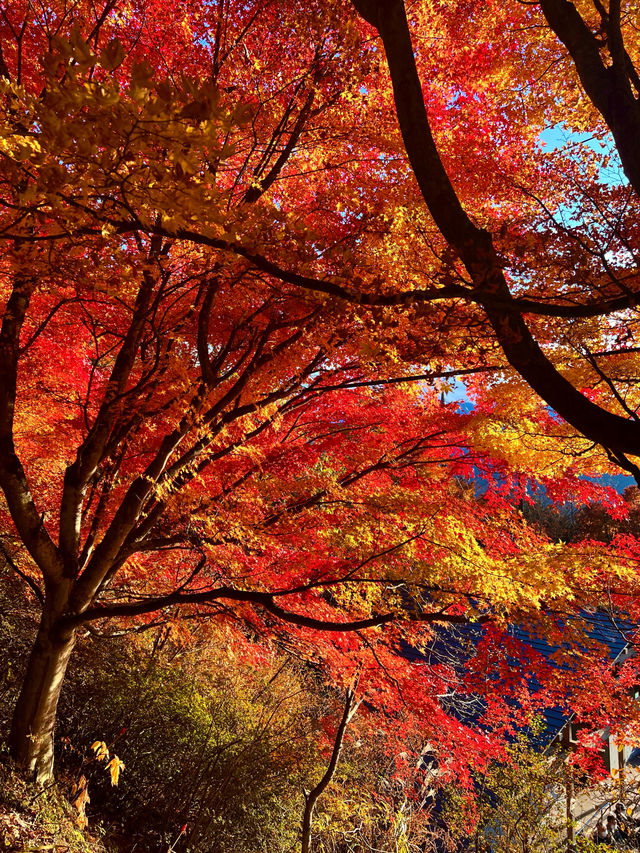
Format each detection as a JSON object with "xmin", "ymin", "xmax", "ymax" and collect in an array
[{"xmin": 2, "ymin": 0, "xmax": 640, "ymax": 799}]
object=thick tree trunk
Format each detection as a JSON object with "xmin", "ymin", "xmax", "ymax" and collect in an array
[{"xmin": 9, "ymin": 583, "xmax": 76, "ymax": 784}]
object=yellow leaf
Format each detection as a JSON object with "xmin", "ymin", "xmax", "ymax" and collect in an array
[
  {"xmin": 91, "ymin": 740, "xmax": 109, "ymax": 761},
  {"xmin": 106, "ymin": 755, "xmax": 125, "ymax": 786}
]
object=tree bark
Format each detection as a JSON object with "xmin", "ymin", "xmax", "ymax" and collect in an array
[{"xmin": 9, "ymin": 581, "xmax": 76, "ymax": 784}]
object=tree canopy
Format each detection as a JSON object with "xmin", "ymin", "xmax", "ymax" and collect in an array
[{"xmin": 2, "ymin": 0, "xmax": 640, "ymax": 797}]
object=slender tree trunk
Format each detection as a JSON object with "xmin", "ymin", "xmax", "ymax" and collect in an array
[
  {"xmin": 9, "ymin": 581, "xmax": 76, "ymax": 784},
  {"xmin": 301, "ymin": 685, "xmax": 358, "ymax": 853}
]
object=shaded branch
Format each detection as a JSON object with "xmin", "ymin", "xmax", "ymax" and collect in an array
[
  {"xmin": 0, "ymin": 276, "xmax": 62, "ymax": 581},
  {"xmin": 0, "ymin": 542, "xmax": 44, "ymax": 604},
  {"xmin": 539, "ymin": 0, "xmax": 640, "ymax": 194},
  {"xmin": 63, "ymin": 583, "xmax": 492, "ymax": 631}
]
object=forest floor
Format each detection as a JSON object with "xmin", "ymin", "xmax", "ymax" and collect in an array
[{"xmin": 0, "ymin": 755, "xmax": 110, "ymax": 853}]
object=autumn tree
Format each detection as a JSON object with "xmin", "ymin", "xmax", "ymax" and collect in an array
[{"xmin": 2, "ymin": 0, "xmax": 640, "ymax": 790}]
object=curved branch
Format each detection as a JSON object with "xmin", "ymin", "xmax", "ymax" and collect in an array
[
  {"xmin": 350, "ymin": 0, "xmax": 640, "ymax": 459},
  {"xmin": 0, "ymin": 276, "xmax": 62, "ymax": 581},
  {"xmin": 63, "ymin": 584, "xmax": 491, "ymax": 631}
]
